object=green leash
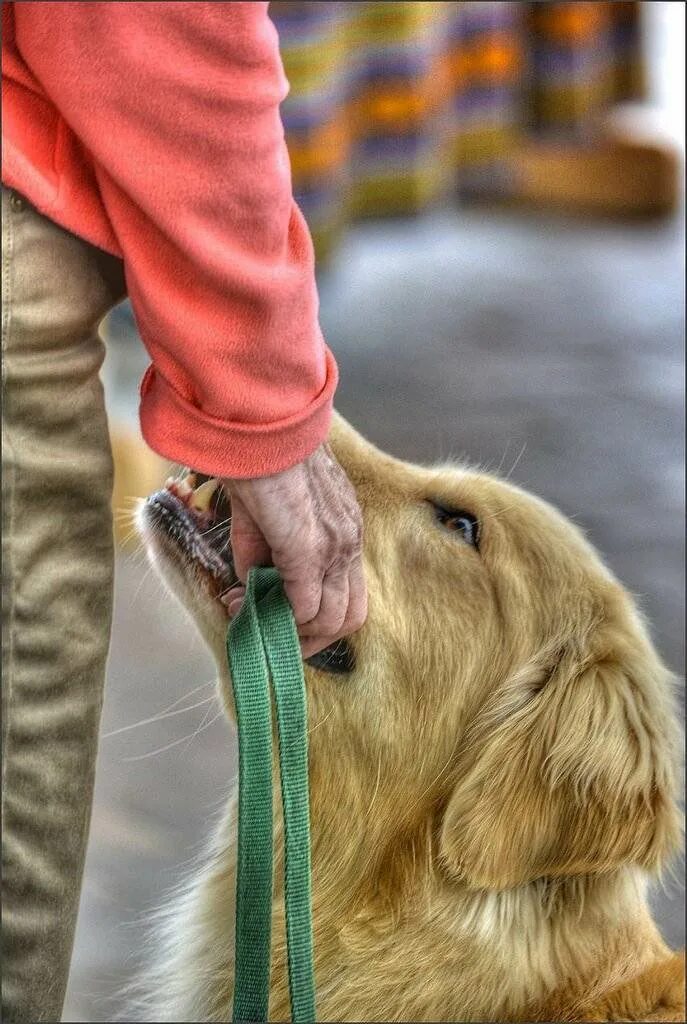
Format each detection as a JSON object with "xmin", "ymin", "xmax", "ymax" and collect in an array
[{"xmin": 226, "ymin": 567, "xmax": 316, "ymax": 1024}]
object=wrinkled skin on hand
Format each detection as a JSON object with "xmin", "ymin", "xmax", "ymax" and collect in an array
[{"xmin": 222, "ymin": 443, "xmax": 367, "ymax": 658}]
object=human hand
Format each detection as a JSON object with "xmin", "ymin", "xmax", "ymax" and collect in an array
[{"xmin": 221, "ymin": 444, "xmax": 367, "ymax": 658}]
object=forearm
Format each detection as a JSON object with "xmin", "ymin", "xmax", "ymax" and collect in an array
[{"xmin": 14, "ymin": 1, "xmax": 336, "ymax": 476}]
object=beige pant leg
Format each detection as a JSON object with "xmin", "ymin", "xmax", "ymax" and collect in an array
[{"xmin": 2, "ymin": 187, "xmax": 126, "ymax": 1023}]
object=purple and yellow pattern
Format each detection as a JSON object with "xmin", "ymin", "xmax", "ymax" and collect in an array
[{"xmin": 270, "ymin": 1, "xmax": 644, "ymax": 262}]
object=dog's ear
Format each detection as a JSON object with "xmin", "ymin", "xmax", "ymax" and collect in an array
[{"xmin": 438, "ymin": 599, "xmax": 681, "ymax": 890}]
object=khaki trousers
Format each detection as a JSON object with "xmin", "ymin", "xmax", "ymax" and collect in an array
[{"xmin": 2, "ymin": 186, "xmax": 126, "ymax": 1022}]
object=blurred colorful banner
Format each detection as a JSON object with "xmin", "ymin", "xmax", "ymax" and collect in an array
[{"xmin": 271, "ymin": 1, "xmax": 643, "ymax": 260}]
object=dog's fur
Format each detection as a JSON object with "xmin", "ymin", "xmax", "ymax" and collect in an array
[{"xmin": 136, "ymin": 415, "xmax": 684, "ymax": 1022}]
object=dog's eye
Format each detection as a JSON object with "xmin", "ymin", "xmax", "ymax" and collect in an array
[{"xmin": 430, "ymin": 501, "xmax": 480, "ymax": 548}]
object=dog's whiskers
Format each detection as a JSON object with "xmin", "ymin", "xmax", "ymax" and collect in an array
[
  {"xmin": 131, "ymin": 560, "xmax": 163, "ymax": 606},
  {"xmin": 504, "ymin": 441, "xmax": 527, "ymax": 481},
  {"xmin": 179, "ymin": 697, "xmax": 222, "ymax": 755},
  {"xmin": 102, "ymin": 694, "xmax": 217, "ymax": 739},
  {"xmin": 121, "ymin": 708, "xmax": 225, "ymax": 762},
  {"xmin": 494, "ymin": 440, "xmax": 511, "ymax": 476},
  {"xmin": 198, "ymin": 518, "xmax": 231, "ymax": 539}
]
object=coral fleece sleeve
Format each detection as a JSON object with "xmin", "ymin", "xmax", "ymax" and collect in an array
[{"xmin": 6, "ymin": 2, "xmax": 337, "ymax": 478}]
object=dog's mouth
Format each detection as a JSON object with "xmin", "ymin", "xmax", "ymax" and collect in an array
[{"xmin": 143, "ymin": 472, "xmax": 238, "ymax": 600}]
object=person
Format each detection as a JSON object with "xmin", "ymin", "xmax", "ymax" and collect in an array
[{"xmin": 1, "ymin": 4, "xmax": 367, "ymax": 1021}]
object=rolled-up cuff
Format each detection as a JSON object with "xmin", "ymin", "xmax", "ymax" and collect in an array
[{"xmin": 138, "ymin": 348, "xmax": 338, "ymax": 478}]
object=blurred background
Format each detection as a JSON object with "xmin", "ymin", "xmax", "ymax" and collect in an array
[{"xmin": 63, "ymin": 3, "xmax": 684, "ymax": 1019}]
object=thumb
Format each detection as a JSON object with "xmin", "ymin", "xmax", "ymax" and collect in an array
[{"xmin": 228, "ymin": 491, "xmax": 271, "ymax": 583}]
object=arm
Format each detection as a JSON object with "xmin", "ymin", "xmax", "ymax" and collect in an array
[{"xmin": 14, "ymin": 1, "xmax": 336, "ymax": 477}]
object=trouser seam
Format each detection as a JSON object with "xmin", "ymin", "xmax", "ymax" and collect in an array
[{"xmin": 1, "ymin": 190, "xmax": 17, "ymax": 808}]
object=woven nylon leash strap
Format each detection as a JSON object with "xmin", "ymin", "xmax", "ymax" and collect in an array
[{"xmin": 226, "ymin": 567, "xmax": 316, "ymax": 1024}]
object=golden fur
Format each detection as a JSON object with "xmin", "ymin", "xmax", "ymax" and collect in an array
[{"xmin": 135, "ymin": 414, "xmax": 684, "ymax": 1022}]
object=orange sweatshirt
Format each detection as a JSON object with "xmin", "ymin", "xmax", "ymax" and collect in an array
[{"xmin": 1, "ymin": 1, "xmax": 337, "ymax": 478}]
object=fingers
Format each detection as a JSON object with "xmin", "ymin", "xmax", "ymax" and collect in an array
[
  {"xmin": 223, "ymin": 563, "xmax": 364, "ymax": 662},
  {"xmin": 280, "ymin": 570, "xmax": 324, "ymax": 629},
  {"xmin": 297, "ymin": 555, "xmax": 367, "ymax": 659},
  {"xmin": 300, "ymin": 635, "xmax": 331, "ymax": 660},
  {"xmin": 228, "ymin": 490, "xmax": 271, "ymax": 583},
  {"xmin": 224, "ymin": 558, "xmax": 366, "ymax": 660},
  {"xmin": 222, "ymin": 445, "xmax": 369, "ymax": 658},
  {"xmin": 281, "ymin": 509, "xmax": 360, "ymax": 642},
  {"xmin": 342, "ymin": 555, "xmax": 367, "ymax": 636},
  {"xmin": 220, "ymin": 584, "xmax": 246, "ymax": 618},
  {"xmin": 297, "ymin": 570, "xmax": 349, "ymax": 640}
]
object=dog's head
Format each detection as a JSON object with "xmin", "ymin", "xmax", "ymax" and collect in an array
[{"xmin": 138, "ymin": 414, "xmax": 681, "ymax": 890}]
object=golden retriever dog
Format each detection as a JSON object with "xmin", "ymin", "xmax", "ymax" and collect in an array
[{"xmin": 134, "ymin": 414, "xmax": 684, "ymax": 1022}]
